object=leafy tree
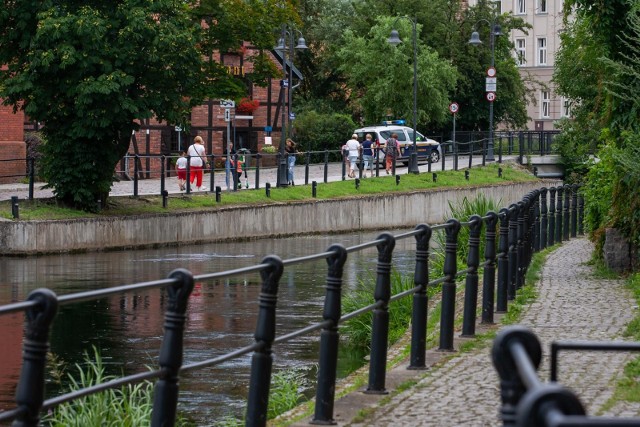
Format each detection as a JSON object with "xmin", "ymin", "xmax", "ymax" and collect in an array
[
  {"xmin": 292, "ymin": 110, "xmax": 356, "ymax": 153},
  {"xmin": 335, "ymin": 16, "xmax": 457, "ymax": 129},
  {"xmin": 0, "ymin": 0, "xmax": 299, "ymax": 210}
]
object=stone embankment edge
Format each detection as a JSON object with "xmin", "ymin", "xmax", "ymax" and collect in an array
[{"xmin": 0, "ymin": 180, "xmax": 562, "ymax": 255}]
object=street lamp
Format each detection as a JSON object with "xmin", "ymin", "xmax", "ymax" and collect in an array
[
  {"xmin": 274, "ymin": 24, "xmax": 307, "ymax": 187},
  {"xmin": 468, "ymin": 19, "xmax": 501, "ymax": 162},
  {"xmin": 388, "ymin": 16, "xmax": 420, "ymax": 174}
]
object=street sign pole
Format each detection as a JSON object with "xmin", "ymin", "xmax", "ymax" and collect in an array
[{"xmin": 449, "ymin": 103, "xmax": 459, "ymax": 170}]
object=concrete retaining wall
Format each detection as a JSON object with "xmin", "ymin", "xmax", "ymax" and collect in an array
[{"xmin": 0, "ymin": 180, "xmax": 562, "ymax": 255}]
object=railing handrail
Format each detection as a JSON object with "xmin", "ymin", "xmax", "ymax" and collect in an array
[{"xmin": 0, "ymin": 184, "xmax": 583, "ymax": 426}]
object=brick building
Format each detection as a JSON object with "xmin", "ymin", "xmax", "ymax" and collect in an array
[
  {"xmin": 0, "ymin": 43, "xmax": 298, "ymax": 182},
  {"xmin": 0, "ymin": 103, "xmax": 25, "ymax": 184}
]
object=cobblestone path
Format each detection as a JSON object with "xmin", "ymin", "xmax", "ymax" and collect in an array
[{"xmin": 351, "ymin": 238, "xmax": 639, "ymax": 426}]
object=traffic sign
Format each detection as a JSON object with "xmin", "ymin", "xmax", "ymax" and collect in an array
[
  {"xmin": 487, "ymin": 67, "xmax": 497, "ymax": 77},
  {"xmin": 220, "ymin": 99, "xmax": 235, "ymax": 108},
  {"xmin": 448, "ymin": 102, "xmax": 459, "ymax": 114},
  {"xmin": 289, "ymin": 112, "xmax": 296, "ymax": 120},
  {"xmin": 224, "ymin": 109, "xmax": 231, "ymax": 122},
  {"xmin": 486, "ymin": 77, "xmax": 497, "ymax": 92},
  {"xmin": 486, "ymin": 92, "xmax": 497, "ymax": 102},
  {"xmin": 174, "ymin": 126, "xmax": 182, "ymax": 132}
]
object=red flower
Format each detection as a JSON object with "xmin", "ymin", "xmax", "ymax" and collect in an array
[{"xmin": 236, "ymin": 98, "xmax": 259, "ymax": 114}]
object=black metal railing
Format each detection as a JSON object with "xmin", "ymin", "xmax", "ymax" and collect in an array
[
  {"xmin": 0, "ymin": 184, "xmax": 583, "ymax": 426},
  {"xmin": 493, "ymin": 326, "xmax": 640, "ymax": 426}
]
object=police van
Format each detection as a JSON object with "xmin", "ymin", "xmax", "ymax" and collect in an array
[{"xmin": 353, "ymin": 120, "xmax": 441, "ymax": 164}]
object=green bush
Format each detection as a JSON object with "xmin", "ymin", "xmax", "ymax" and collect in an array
[{"xmin": 292, "ymin": 110, "xmax": 356, "ymax": 153}]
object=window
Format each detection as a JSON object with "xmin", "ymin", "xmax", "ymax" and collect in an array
[
  {"xmin": 516, "ymin": 38, "xmax": 526, "ymax": 66},
  {"xmin": 537, "ymin": 37, "xmax": 547, "ymax": 65},
  {"xmin": 491, "ymin": 0, "xmax": 502, "ymax": 14},
  {"xmin": 561, "ymin": 97, "xmax": 572, "ymax": 117},
  {"xmin": 537, "ymin": 0, "xmax": 547, "ymax": 13},
  {"xmin": 517, "ymin": 0, "xmax": 526, "ymax": 14},
  {"xmin": 541, "ymin": 91, "xmax": 550, "ymax": 118}
]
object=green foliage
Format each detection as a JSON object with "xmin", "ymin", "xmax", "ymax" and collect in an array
[
  {"xmin": 44, "ymin": 347, "xmax": 154, "ymax": 426},
  {"xmin": 293, "ymin": 110, "xmax": 356, "ymax": 152},
  {"xmin": 341, "ymin": 270, "xmax": 418, "ymax": 350},
  {"xmin": 267, "ymin": 368, "xmax": 311, "ymax": 420},
  {"xmin": 335, "ymin": 16, "xmax": 458, "ymax": 127},
  {"xmin": 435, "ymin": 194, "xmax": 503, "ymax": 265}
]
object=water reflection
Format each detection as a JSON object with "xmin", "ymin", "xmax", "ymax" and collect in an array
[{"xmin": 0, "ymin": 230, "xmax": 419, "ymax": 423}]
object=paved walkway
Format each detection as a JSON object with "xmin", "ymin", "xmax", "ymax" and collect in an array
[
  {"xmin": 0, "ymin": 155, "xmax": 515, "ymax": 201},
  {"xmin": 341, "ymin": 238, "xmax": 640, "ymax": 426}
]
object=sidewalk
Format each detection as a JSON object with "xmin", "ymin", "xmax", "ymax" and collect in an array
[
  {"xmin": 293, "ymin": 238, "xmax": 640, "ymax": 426},
  {"xmin": 0, "ymin": 155, "xmax": 517, "ymax": 202}
]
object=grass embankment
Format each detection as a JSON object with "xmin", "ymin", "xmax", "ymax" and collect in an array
[{"xmin": 0, "ymin": 163, "xmax": 536, "ymax": 220}]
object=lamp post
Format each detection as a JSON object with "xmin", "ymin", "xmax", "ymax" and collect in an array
[
  {"xmin": 274, "ymin": 24, "xmax": 307, "ymax": 187},
  {"xmin": 468, "ymin": 19, "xmax": 501, "ymax": 162},
  {"xmin": 388, "ymin": 16, "xmax": 420, "ymax": 174}
]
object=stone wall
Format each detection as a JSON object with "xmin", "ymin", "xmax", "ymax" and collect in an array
[
  {"xmin": 0, "ymin": 181, "xmax": 562, "ymax": 255},
  {"xmin": 603, "ymin": 228, "xmax": 639, "ymax": 273}
]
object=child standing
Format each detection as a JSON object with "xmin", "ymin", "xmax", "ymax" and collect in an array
[{"xmin": 176, "ymin": 151, "xmax": 187, "ymax": 191}]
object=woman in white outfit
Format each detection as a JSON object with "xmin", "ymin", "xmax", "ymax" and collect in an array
[{"xmin": 345, "ymin": 134, "xmax": 361, "ymax": 178}]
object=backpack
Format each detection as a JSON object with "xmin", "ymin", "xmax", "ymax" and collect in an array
[{"xmin": 385, "ymin": 138, "xmax": 398, "ymax": 158}]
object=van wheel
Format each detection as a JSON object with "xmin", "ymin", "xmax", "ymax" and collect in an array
[{"xmin": 430, "ymin": 150, "xmax": 440, "ymax": 163}]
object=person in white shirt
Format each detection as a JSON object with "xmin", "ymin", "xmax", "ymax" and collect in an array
[
  {"xmin": 187, "ymin": 136, "xmax": 206, "ymax": 190},
  {"xmin": 175, "ymin": 151, "xmax": 188, "ymax": 191},
  {"xmin": 345, "ymin": 134, "xmax": 361, "ymax": 178}
]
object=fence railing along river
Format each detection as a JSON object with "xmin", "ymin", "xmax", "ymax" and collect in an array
[{"xmin": 0, "ymin": 183, "xmax": 584, "ymax": 426}]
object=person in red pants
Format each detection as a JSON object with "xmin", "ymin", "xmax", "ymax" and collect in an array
[{"xmin": 187, "ymin": 136, "xmax": 206, "ymax": 190}]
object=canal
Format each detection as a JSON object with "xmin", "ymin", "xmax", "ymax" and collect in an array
[{"xmin": 0, "ymin": 229, "xmax": 423, "ymax": 423}]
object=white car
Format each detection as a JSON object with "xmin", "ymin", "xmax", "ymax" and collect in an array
[{"xmin": 354, "ymin": 121, "xmax": 442, "ymax": 164}]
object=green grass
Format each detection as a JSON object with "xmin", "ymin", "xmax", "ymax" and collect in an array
[{"xmin": 0, "ymin": 163, "xmax": 536, "ymax": 220}]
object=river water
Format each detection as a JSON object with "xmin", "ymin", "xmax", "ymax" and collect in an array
[{"xmin": 0, "ymin": 230, "xmax": 424, "ymax": 424}]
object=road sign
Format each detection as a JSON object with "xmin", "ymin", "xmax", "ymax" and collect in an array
[
  {"xmin": 448, "ymin": 102, "xmax": 459, "ymax": 114},
  {"xmin": 174, "ymin": 126, "xmax": 182, "ymax": 132},
  {"xmin": 486, "ymin": 92, "xmax": 497, "ymax": 102},
  {"xmin": 220, "ymin": 99, "xmax": 235, "ymax": 108},
  {"xmin": 486, "ymin": 77, "xmax": 497, "ymax": 92},
  {"xmin": 487, "ymin": 66, "xmax": 497, "ymax": 77},
  {"xmin": 289, "ymin": 112, "xmax": 296, "ymax": 120},
  {"xmin": 224, "ymin": 109, "xmax": 231, "ymax": 122},
  {"xmin": 281, "ymin": 79, "xmax": 289, "ymax": 88}
]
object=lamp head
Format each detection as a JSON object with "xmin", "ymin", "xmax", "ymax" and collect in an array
[
  {"xmin": 493, "ymin": 24, "xmax": 502, "ymax": 36},
  {"xmin": 274, "ymin": 37, "xmax": 285, "ymax": 51},
  {"xmin": 468, "ymin": 31, "xmax": 482, "ymax": 46},
  {"xmin": 387, "ymin": 29, "xmax": 402, "ymax": 46},
  {"xmin": 295, "ymin": 36, "xmax": 308, "ymax": 49}
]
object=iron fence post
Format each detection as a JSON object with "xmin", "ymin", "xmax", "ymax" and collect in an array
[
  {"xmin": 151, "ymin": 269, "xmax": 195, "ymax": 427},
  {"xmin": 516, "ymin": 200, "xmax": 526, "ymax": 290},
  {"xmin": 246, "ymin": 256, "xmax": 284, "ymax": 426},
  {"xmin": 555, "ymin": 186, "xmax": 563, "ymax": 243},
  {"xmin": 305, "ymin": 151, "xmax": 311, "ymax": 185},
  {"xmin": 492, "ymin": 326, "xmax": 542, "ymax": 426},
  {"xmin": 134, "ymin": 154, "xmax": 139, "ymax": 196},
  {"xmin": 13, "ymin": 289, "xmax": 58, "ymax": 427},
  {"xmin": 548, "ymin": 187, "xmax": 556, "ymax": 246},
  {"xmin": 209, "ymin": 154, "xmax": 215, "ymax": 192},
  {"xmin": 482, "ymin": 211, "xmax": 498, "ymax": 323},
  {"xmin": 409, "ymin": 224, "xmax": 432, "ymax": 369},
  {"xmin": 496, "ymin": 208, "xmax": 510, "ymax": 312},
  {"xmin": 324, "ymin": 150, "xmax": 329, "ymax": 183},
  {"xmin": 563, "ymin": 184, "xmax": 571, "ymax": 241},
  {"xmin": 186, "ymin": 157, "xmax": 191, "ymax": 194},
  {"xmin": 571, "ymin": 184, "xmax": 578, "ymax": 237},
  {"xmin": 255, "ymin": 153, "xmax": 261, "ymax": 189},
  {"xmin": 533, "ymin": 190, "xmax": 541, "ymax": 253},
  {"xmin": 28, "ymin": 157, "xmax": 35, "ymax": 200},
  {"xmin": 439, "ymin": 219, "xmax": 461, "ymax": 351},
  {"xmin": 578, "ymin": 190, "xmax": 585, "ymax": 235},
  {"xmin": 161, "ymin": 155, "xmax": 166, "ymax": 195},
  {"xmin": 508, "ymin": 204, "xmax": 519, "ymax": 301},
  {"xmin": 540, "ymin": 188, "xmax": 548, "ymax": 250},
  {"xmin": 462, "ymin": 215, "xmax": 482, "ymax": 337},
  {"xmin": 518, "ymin": 132, "xmax": 524, "ymax": 164},
  {"xmin": 312, "ymin": 244, "xmax": 347, "ymax": 424},
  {"xmin": 366, "ymin": 233, "xmax": 396, "ymax": 394}
]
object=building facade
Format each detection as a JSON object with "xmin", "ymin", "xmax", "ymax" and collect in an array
[{"xmin": 468, "ymin": 0, "xmax": 570, "ymax": 130}]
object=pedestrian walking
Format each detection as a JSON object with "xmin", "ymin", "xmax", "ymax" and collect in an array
[
  {"xmin": 385, "ymin": 133, "xmax": 401, "ymax": 175},
  {"xmin": 362, "ymin": 134, "xmax": 375, "ymax": 177},
  {"xmin": 345, "ymin": 134, "xmax": 361, "ymax": 178},
  {"xmin": 187, "ymin": 136, "xmax": 206, "ymax": 191},
  {"xmin": 175, "ymin": 151, "xmax": 187, "ymax": 191},
  {"xmin": 285, "ymin": 138, "xmax": 299, "ymax": 186}
]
